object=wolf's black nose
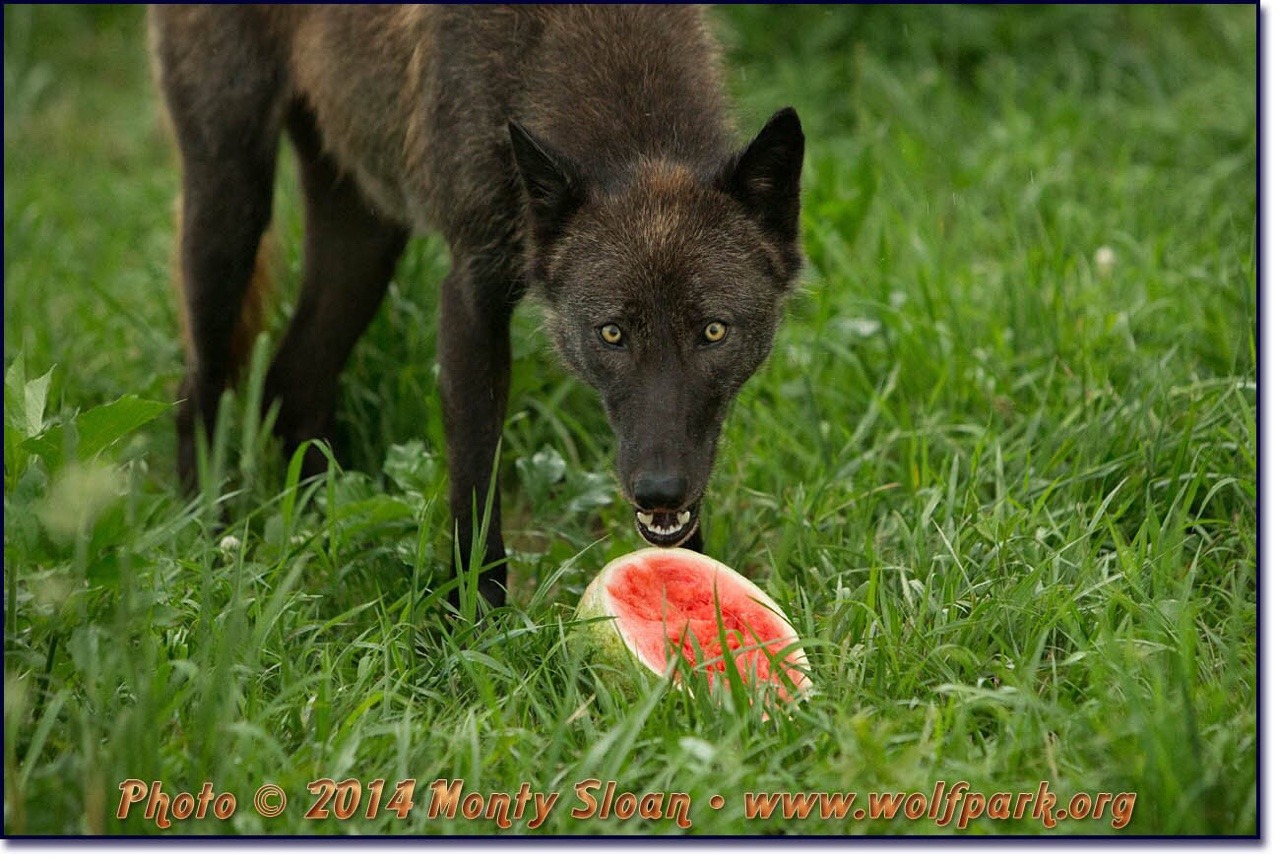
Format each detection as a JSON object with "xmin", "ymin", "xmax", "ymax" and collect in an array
[{"xmin": 633, "ymin": 472, "xmax": 688, "ymax": 511}]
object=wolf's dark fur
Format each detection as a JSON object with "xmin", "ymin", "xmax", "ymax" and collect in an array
[{"xmin": 150, "ymin": 5, "xmax": 804, "ymax": 608}]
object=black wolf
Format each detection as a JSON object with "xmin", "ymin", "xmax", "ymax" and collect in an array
[{"xmin": 150, "ymin": 5, "xmax": 804, "ymax": 607}]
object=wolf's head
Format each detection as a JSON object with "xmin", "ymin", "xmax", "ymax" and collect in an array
[{"xmin": 510, "ymin": 108, "xmax": 804, "ymax": 547}]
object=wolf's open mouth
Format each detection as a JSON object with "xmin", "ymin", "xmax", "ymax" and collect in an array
[{"xmin": 634, "ymin": 505, "xmax": 699, "ymax": 547}]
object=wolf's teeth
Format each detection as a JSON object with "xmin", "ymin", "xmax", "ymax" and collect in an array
[{"xmin": 636, "ymin": 509, "xmax": 694, "ymax": 540}]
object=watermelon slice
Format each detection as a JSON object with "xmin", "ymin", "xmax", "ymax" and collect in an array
[{"xmin": 576, "ymin": 548, "xmax": 811, "ymax": 702}]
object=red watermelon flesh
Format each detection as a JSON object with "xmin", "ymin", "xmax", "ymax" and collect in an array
[{"xmin": 579, "ymin": 548, "xmax": 811, "ymax": 698}]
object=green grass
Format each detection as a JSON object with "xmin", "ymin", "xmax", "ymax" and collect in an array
[{"xmin": 3, "ymin": 4, "xmax": 1255, "ymax": 836}]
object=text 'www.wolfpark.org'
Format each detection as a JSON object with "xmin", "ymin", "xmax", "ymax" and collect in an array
[{"xmin": 741, "ymin": 781, "xmax": 1135, "ymax": 829}]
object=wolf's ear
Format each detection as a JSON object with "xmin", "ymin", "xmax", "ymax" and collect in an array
[
  {"xmin": 718, "ymin": 107, "xmax": 805, "ymax": 250},
  {"xmin": 509, "ymin": 120, "xmax": 586, "ymax": 249}
]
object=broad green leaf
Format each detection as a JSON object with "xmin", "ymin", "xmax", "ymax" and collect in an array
[
  {"xmin": 383, "ymin": 439, "xmax": 438, "ymax": 492},
  {"xmin": 71, "ymin": 395, "xmax": 169, "ymax": 459},
  {"xmin": 23, "ymin": 395, "xmax": 169, "ymax": 465},
  {"xmin": 4, "ymin": 354, "xmax": 28, "ymax": 434},
  {"xmin": 23, "ymin": 368, "xmax": 54, "ymax": 439},
  {"xmin": 4, "ymin": 356, "xmax": 53, "ymax": 439},
  {"xmin": 516, "ymin": 445, "xmax": 567, "ymax": 500}
]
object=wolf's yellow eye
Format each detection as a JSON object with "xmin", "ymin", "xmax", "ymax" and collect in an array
[
  {"xmin": 600, "ymin": 323, "xmax": 624, "ymax": 346},
  {"xmin": 703, "ymin": 321, "xmax": 728, "ymax": 343}
]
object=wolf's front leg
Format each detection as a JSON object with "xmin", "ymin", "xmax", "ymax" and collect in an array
[{"xmin": 438, "ymin": 255, "xmax": 524, "ymax": 611}]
